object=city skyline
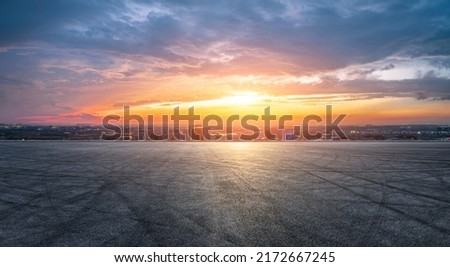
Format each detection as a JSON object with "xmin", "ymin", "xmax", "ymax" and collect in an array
[{"xmin": 0, "ymin": 0, "xmax": 449, "ymax": 125}]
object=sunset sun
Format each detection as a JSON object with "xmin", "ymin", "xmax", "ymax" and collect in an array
[{"xmin": 217, "ymin": 91, "xmax": 262, "ymax": 106}]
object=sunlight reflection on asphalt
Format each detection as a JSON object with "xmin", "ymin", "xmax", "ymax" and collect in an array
[{"xmin": 1, "ymin": 141, "xmax": 449, "ymax": 246}]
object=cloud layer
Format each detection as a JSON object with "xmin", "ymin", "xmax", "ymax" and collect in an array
[{"xmin": 0, "ymin": 0, "xmax": 449, "ymax": 123}]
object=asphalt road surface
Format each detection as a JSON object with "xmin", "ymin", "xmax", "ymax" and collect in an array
[{"xmin": 1, "ymin": 141, "xmax": 449, "ymax": 246}]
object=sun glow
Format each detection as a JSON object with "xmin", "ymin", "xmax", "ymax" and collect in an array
[
  {"xmin": 184, "ymin": 91, "xmax": 264, "ymax": 107},
  {"xmin": 219, "ymin": 91, "xmax": 262, "ymax": 105}
]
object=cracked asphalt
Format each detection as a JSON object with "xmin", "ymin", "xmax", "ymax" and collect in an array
[{"xmin": 1, "ymin": 141, "xmax": 449, "ymax": 246}]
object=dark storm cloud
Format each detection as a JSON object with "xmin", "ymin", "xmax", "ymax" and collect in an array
[
  {"xmin": 0, "ymin": 0, "xmax": 123, "ymax": 46},
  {"xmin": 2, "ymin": 0, "xmax": 449, "ymax": 67}
]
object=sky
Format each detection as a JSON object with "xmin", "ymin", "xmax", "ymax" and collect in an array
[{"xmin": 0, "ymin": 0, "xmax": 449, "ymax": 125}]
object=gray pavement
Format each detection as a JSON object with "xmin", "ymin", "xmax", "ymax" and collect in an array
[{"xmin": 0, "ymin": 141, "xmax": 449, "ymax": 246}]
